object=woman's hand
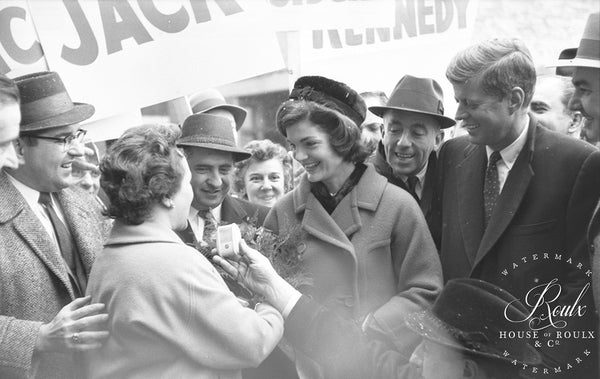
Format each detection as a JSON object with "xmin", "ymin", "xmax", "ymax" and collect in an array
[{"xmin": 213, "ymin": 240, "xmax": 298, "ymax": 312}]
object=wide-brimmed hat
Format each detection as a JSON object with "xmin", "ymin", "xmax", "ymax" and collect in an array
[
  {"xmin": 177, "ymin": 113, "xmax": 251, "ymax": 162},
  {"xmin": 289, "ymin": 76, "xmax": 366, "ymax": 127},
  {"xmin": 554, "ymin": 12, "xmax": 599, "ymax": 69},
  {"xmin": 369, "ymin": 75, "xmax": 456, "ymax": 129},
  {"xmin": 188, "ymin": 89, "xmax": 247, "ymax": 130},
  {"xmin": 406, "ymin": 278, "xmax": 543, "ymax": 367},
  {"xmin": 15, "ymin": 71, "xmax": 94, "ymax": 132}
]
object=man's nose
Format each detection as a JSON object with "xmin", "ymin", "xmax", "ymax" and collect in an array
[
  {"xmin": 455, "ymin": 103, "xmax": 468, "ymax": 120},
  {"xmin": 568, "ymin": 93, "xmax": 583, "ymax": 113},
  {"xmin": 1, "ymin": 143, "xmax": 19, "ymax": 170},
  {"xmin": 207, "ymin": 169, "xmax": 223, "ymax": 187}
]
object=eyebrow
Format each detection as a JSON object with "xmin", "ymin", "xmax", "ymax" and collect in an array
[{"xmin": 572, "ymin": 79, "xmax": 589, "ymax": 87}]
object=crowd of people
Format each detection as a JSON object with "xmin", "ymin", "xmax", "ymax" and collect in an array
[{"xmin": 0, "ymin": 10, "xmax": 599, "ymax": 379}]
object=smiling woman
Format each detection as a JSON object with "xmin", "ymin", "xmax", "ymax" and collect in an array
[{"xmin": 266, "ymin": 75, "xmax": 443, "ymax": 377}]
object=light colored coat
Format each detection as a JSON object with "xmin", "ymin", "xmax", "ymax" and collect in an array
[
  {"xmin": 83, "ymin": 220, "xmax": 284, "ymax": 379},
  {"xmin": 0, "ymin": 171, "xmax": 110, "ymax": 379},
  {"xmin": 265, "ymin": 164, "xmax": 442, "ymax": 351}
]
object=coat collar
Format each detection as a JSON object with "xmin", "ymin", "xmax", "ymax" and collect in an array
[
  {"xmin": 106, "ymin": 219, "xmax": 184, "ymax": 246},
  {"xmin": 221, "ymin": 195, "xmax": 250, "ymax": 224},
  {"xmin": 291, "ymin": 164, "xmax": 387, "ymax": 259}
]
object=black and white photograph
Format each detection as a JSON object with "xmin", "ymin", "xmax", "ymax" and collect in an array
[{"xmin": 1, "ymin": 1, "xmax": 599, "ymax": 378}]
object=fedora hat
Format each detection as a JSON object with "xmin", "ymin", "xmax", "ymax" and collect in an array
[
  {"xmin": 554, "ymin": 47, "xmax": 578, "ymax": 76},
  {"xmin": 369, "ymin": 75, "xmax": 456, "ymax": 129},
  {"xmin": 406, "ymin": 278, "xmax": 543, "ymax": 367},
  {"xmin": 289, "ymin": 76, "xmax": 366, "ymax": 127},
  {"xmin": 177, "ymin": 113, "xmax": 250, "ymax": 162},
  {"xmin": 15, "ymin": 71, "xmax": 94, "ymax": 132},
  {"xmin": 554, "ymin": 12, "xmax": 600, "ymax": 69},
  {"xmin": 188, "ymin": 88, "xmax": 247, "ymax": 130}
]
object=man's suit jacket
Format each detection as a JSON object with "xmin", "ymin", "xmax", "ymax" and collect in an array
[
  {"xmin": 0, "ymin": 171, "xmax": 111, "ymax": 379},
  {"xmin": 177, "ymin": 195, "xmax": 269, "ymax": 247},
  {"xmin": 430, "ymin": 117, "xmax": 600, "ymax": 375},
  {"xmin": 371, "ymin": 142, "xmax": 436, "ymax": 219}
]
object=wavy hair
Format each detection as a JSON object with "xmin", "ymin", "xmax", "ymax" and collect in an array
[
  {"xmin": 446, "ymin": 38, "xmax": 536, "ymax": 107},
  {"xmin": 100, "ymin": 124, "xmax": 184, "ymax": 225},
  {"xmin": 233, "ymin": 139, "xmax": 293, "ymax": 196},
  {"xmin": 276, "ymin": 99, "xmax": 370, "ymax": 163}
]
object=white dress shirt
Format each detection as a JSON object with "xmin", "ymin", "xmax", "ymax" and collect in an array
[{"xmin": 485, "ymin": 120, "xmax": 529, "ymax": 193}]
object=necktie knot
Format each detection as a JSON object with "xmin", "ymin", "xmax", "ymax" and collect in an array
[
  {"xmin": 488, "ymin": 151, "xmax": 502, "ymax": 168},
  {"xmin": 38, "ymin": 191, "xmax": 53, "ymax": 206},
  {"xmin": 407, "ymin": 176, "xmax": 419, "ymax": 192}
]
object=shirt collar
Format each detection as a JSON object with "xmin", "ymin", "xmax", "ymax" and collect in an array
[
  {"xmin": 5, "ymin": 172, "xmax": 45, "ymax": 210},
  {"xmin": 399, "ymin": 160, "xmax": 428, "ymax": 185},
  {"xmin": 486, "ymin": 118, "xmax": 529, "ymax": 169},
  {"xmin": 189, "ymin": 203, "xmax": 223, "ymax": 223}
]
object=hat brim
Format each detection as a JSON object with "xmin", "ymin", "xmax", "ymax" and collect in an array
[
  {"xmin": 176, "ymin": 140, "xmax": 251, "ymax": 162},
  {"xmin": 405, "ymin": 311, "xmax": 542, "ymax": 367},
  {"xmin": 551, "ymin": 57, "xmax": 600, "ymax": 69},
  {"xmin": 369, "ymin": 106, "xmax": 456, "ymax": 129},
  {"xmin": 21, "ymin": 103, "xmax": 95, "ymax": 132},
  {"xmin": 192, "ymin": 104, "xmax": 247, "ymax": 131}
]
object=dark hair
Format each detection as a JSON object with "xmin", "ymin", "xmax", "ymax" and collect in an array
[
  {"xmin": 0, "ymin": 73, "xmax": 19, "ymax": 105},
  {"xmin": 276, "ymin": 99, "xmax": 370, "ymax": 163},
  {"xmin": 233, "ymin": 139, "xmax": 293, "ymax": 195},
  {"xmin": 446, "ymin": 38, "xmax": 536, "ymax": 107},
  {"xmin": 100, "ymin": 124, "xmax": 184, "ymax": 225}
]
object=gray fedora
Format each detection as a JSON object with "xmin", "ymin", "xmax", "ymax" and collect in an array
[
  {"xmin": 177, "ymin": 113, "xmax": 250, "ymax": 162},
  {"xmin": 369, "ymin": 75, "xmax": 456, "ymax": 129},
  {"xmin": 15, "ymin": 71, "xmax": 94, "ymax": 132},
  {"xmin": 554, "ymin": 12, "xmax": 600, "ymax": 69},
  {"xmin": 189, "ymin": 89, "xmax": 247, "ymax": 130}
]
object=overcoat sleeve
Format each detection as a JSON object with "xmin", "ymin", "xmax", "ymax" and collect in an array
[
  {"xmin": 0, "ymin": 316, "xmax": 43, "ymax": 379},
  {"xmin": 285, "ymin": 296, "xmax": 417, "ymax": 379},
  {"xmin": 370, "ymin": 195, "xmax": 443, "ymax": 347}
]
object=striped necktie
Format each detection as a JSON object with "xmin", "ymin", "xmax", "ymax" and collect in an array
[{"xmin": 483, "ymin": 151, "xmax": 502, "ymax": 228}]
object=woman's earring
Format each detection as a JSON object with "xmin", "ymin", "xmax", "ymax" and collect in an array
[{"xmin": 167, "ymin": 199, "xmax": 174, "ymax": 208}]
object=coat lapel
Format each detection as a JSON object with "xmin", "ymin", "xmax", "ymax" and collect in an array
[
  {"xmin": 473, "ymin": 120, "xmax": 536, "ymax": 270},
  {"xmin": 292, "ymin": 164, "xmax": 386, "ymax": 258},
  {"xmin": 221, "ymin": 195, "xmax": 249, "ymax": 224},
  {"xmin": 0, "ymin": 173, "xmax": 75, "ymax": 299},
  {"xmin": 420, "ymin": 152, "xmax": 437, "ymax": 216},
  {"xmin": 457, "ymin": 144, "xmax": 487, "ymax": 266}
]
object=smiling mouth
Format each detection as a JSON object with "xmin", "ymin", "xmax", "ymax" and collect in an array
[
  {"xmin": 394, "ymin": 152, "xmax": 415, "ymax": 160},
  {"xmin": 303, "ymin": 162, "xmax": 320, "ymax": 172},
  {"xmin": 61, "ymin": 162, "xmax": 73, "ymax": 169},
  {"xmin": 463, "ymin": 123, "xmax": 480, "ymax": 131}
]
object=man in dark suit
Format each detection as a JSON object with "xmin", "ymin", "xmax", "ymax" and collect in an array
[
  {"xmin": 369, "ymin": 75, "xmax": 455, "ymax": 219},
  {"xmin": 0, "ymin": 72, "xmax": 111, "ymax": 379},
  {"xmin": 431, "ymin": 38, "xmax": 600, "ymax": 377}
]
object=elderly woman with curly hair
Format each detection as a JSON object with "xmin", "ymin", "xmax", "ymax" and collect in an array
[
  {"xmin": 265, "ymin": 76, "xmax": 443, "ymax": 376},
  {"xmin": 82, "ymin": 124, "xmax": 283, "ymax": 379},
  {"xmin": 233, "ymin": 139, "xmax": 292, "ymax": 207}
]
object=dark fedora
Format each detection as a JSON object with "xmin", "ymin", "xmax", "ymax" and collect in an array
[
  {"xmin": 189, "ymin": 89, "xmax": 247, "ymax": 130},
  {"xmin": 177, "ymin": 113, "xmax": 251, "ymax": 162},
  {"xmin": 369, "ymin": 75, "xmax": 456, "ymax": 129},
  {"xmin": 289, "ymin": 76, "xmax": 366, "ymax": 127},
  {"xmin": 15, "ymin": 71, "xmax": 94, "ymax": 132},
  {"xmin": 554, "ymin": 12, "xmax": 600, "ymax": 69},
  {"xmin": 405, "ymin": 278, "xmax": 543, "ymax": 367}
]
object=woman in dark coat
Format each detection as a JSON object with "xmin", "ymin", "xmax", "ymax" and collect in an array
[{"xmin": 264, "ymin": 76, "xmax": 443, "ymax": 376}]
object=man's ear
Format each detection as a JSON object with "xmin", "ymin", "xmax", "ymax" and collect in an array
[
  {"xmin": 435, "ymin": 129, "xmax": 444, "ymax": 147},
  {"xmin": 508, "ymin": 87, "xmax": 526, "ymax": 113},
  {"xmin": 14, "ymin": 138, "xmax": 26, "ymax": 165},
  {"xmin": 462, "ymin": 358, "xmax": 479, "ymax": 379}
]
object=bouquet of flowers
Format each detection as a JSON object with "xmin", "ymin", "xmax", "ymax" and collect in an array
[{"xmin": 196, "ymin": 213, "xmax": 311, "ymax": 303}]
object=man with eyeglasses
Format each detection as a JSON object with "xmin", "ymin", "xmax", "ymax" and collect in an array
[{"xmin": 0, "ymin": 71, "xmax": 111, "ymax": 379}]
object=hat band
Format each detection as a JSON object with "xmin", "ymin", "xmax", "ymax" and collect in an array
[
  {"xmin": 289, "ymin": 87, "xmax": 363, "ymax": 127},
  {"xmin": 577, "ymin": 38, "xmax": 600, "ymax": 60},
  {"xmin": 179, "ymin": 135, "xmax": 236, "ymax": 147},
  {"xmin": 20, "ymin": 92, "xmax": 75, "ymax": 126}
]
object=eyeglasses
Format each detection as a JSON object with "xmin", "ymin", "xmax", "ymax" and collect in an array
[{"xmin": 26, "ymin": 129, "xmax": 87, "ymax": 152}]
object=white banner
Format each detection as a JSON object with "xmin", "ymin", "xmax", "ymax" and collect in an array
[{"xmin": 25, "ymin": 0, "xmax": 285, "ymax": 121}]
